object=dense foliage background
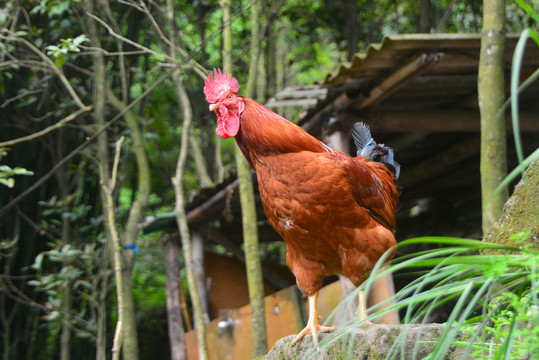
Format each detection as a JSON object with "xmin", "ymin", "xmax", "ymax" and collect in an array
[{"xmin": 0, "ymin": 1, "xmax": 535, "ymax": 359}]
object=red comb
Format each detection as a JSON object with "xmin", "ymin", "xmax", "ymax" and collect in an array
[{"xmin": 204, "ymin": 68, "xmax": 239, "ymax": 103}]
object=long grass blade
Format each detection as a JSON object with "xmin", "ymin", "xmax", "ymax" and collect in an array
[
  {"xmin": 510, "ymin": 30, "xmax": 529, "ymax": 164},
  {"xmin": 500, "ymin": 66, "xmax": 539, "ymax": 114},
  {"xmin": 397, "ymin": 236, "xmax": 521, "ymax": 252},
  {"xmin": 515, "ymin": 0, "xmax": 539, "ymax": 23},
  {"xmin": 492, "ymin": 147, "xmax": 539, "ymax": 198}
]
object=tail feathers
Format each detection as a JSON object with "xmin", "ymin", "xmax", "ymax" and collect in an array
[{"xmin": 351, "ymin": 122, "xmax": 401, "ymax": 179}]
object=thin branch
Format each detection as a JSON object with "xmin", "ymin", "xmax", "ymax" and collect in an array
[
  {"xmin": 0, "ymin": 106, "xmax": 92, "ymax": 147},
  {"xmin": 101, "ymin": 0, "xmax": 128, "ymax": 102},
  {"xmin": 435, "ymin": 0, "xmax": 459, "ymax": 33},
  {"xmin": 15, "ymin": 205, "xmax": 54, "ymax": 241},
  {"xmin": 167, "ymin": 0, "xmax": 207, "ymax": 358},
  {"xmin": 117, "ymin": 0, "xmax": 207, "ymax": 79},
  {"xmin": 0, "ymin": 29, "xmax": 87, "ymax": 110},
  {"xmin": 110, "ymin": 136, "xmax": 124, "ymax": 190},
  {"xmin": 0, "ymin": 60, "xmax": 57, "ymax": 78},
  {"xmin": 0, "ymin": 57, "xmax": 180, "ymax": 218},
  {"xmin": 85, "ymin": 12, "xmax": 175, "ymax": 62},
  {"xmin": 98, "ymin": 136, "xmax": 125, "ymax": 360},
  {"xmin": 0, "ymin": 274, "xmax": 49, "ymax": 311},
  {"xmin": 0, "ymin": 89, "xmax": 43, "ymax": 108},
  {"xmin": 78, "ymin": 46, "xmax": 150, "ymax": 57}
]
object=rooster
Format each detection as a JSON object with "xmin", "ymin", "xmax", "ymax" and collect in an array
[{"xmin": 204, "ymin": 69, "xmax": 400, "ymax": 346}]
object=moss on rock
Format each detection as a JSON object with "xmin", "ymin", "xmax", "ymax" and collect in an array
[
  {"xmin": 263, "ymin": 324, "xmax": 467, "ymax": 360},
  {"xmin": 484, "ymin": 158, "xmax": 538, "ymax": 250}
]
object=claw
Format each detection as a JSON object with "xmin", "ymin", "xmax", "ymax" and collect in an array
[
  {"xmin": 291, "ymin": 322, "xmax": 334, "ymax": 346},
  {"xmin": 291, "ymin": 292, "xmax": 335, "ymax": 347},
  {"xmin": 357, "ymin": 290, "xmax": 373, "ymax": 325}
]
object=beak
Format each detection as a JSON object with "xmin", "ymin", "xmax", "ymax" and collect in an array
[{"xmin": 209, "ymin": 103, "xmax": 219, "ymax": 112}]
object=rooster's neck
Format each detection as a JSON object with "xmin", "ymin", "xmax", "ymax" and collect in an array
[{"xmin": 235, "ymin": 98, "xmax": 329, "ymax": 166}]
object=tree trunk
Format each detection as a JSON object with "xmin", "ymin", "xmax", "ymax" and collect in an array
[
  {"xmin": 264, "ymin": 12, "xmax": 276, "ymax": 100},
  {"xmin": 54, "ymin": 142, "xmax": 72, "ymax": 360},
  {"xmin": 118, "ymin": 271, "xmax": 138, "ymax": 360},
  {"xmin": 221, "ymin": 0, "xmax": 268, "ymax": 356},
  {"xmin": 192, "ymin": 231, "xmax": 209, "ymax": 326},
  {"xmin": 96, "ymin": 250, "xmax": 109, "ymax": 360},
  {"xmin": 171, "ymin": 75, "xmax": 208, "ymax": 359},
  {"xmin": 189, "ymin": 128, "xmax": 214, "ymax": 188},
  {"xmin": 418, "ymin": 0, "xmax": 430, "ymax": 33},
  {"xmin": 86, "ymin": 2, "xmax": 148, "ymax": 358},
  {"xmin": 59, "ymin": 200, "xmax": 72, "ymax": 360},
  {"xmin": 115, "ymin": 93, "xmax": 150, "ymax": 360},
  {"xmin": 245, "ymin": 0, "xmax": 260, "ymax": 100},
  {"xmin": 235, "ymin": 151, "xmax": 268, "ymax": 357},
  {"xmin": 166, "ymin": 1, "xmax": 208, "ymax": 359},
  {"xmin": 164, "ymin": 234, "xmax": 187, "ymax": 360},
  {"xmin": 84, "ymin": 3, "xmax": 119, "ymax": 360},
  {"xmin": 345, "ymin": 0, "xmax": 359, "ymax": 60},
  {"xmin": 60, "ymin": 283, "xmax": 72, "ymax": 360},
  {"xmin": 478, "ymin": 0, "xmax": 507, "ymax": 235},
  {"xmin": 98, "ymin": 138, "xmax": 126, "ymax": 360},
  {"xmin": 107, "ymin": 90, "xmax": 150, "ymax": 360}
]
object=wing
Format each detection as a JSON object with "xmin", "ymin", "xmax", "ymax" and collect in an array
[
  {"xmin": 256, "ymin": 150, "xmax": 398, "ymax": 236},
  {"xmin": 344, "ymin": 156, "xmax": 399, "ymax": 232}
]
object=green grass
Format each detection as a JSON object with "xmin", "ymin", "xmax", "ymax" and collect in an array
[{"xmin": 314, "ymin": 238, "xmax": 538, "ymax": 359}]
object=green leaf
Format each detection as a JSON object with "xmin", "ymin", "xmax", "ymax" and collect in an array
[
  {"xmin": 44, "ymin": 311, "xmax": 60, "ymax": 321},
  {"xmin": 482, "ymin": 258, "xmax": 509, "ymax": 278},
  {"xmin": 72, "ymin": 34, "xmax": 89, "ymax": 47},
  {"xmin": 32, "ymin": 253, "xmax": 44, "ymax": 270},
  {"xmin": 0, "ymin": 178, "xmax": 14, "ymax": 188},
  {"xmin": 529, "ymin": 30, "xmax": 539, "ymax": 47},
  {"xmin": 510, "ymin": 30, "xmax": 531, "ymax": 165},
  {"xmin": 27, "ymin": 280, "xmax": 42, "ymax": 287},
  {"xmin": 55, "ymin": 54, "xmax": 66, "ymax": 68},
  {"xmin": 515, "ymin": 0, "xmax": 539, "ymax": 23},
  {"xmin": 12, "ymin": 167, "xmax": 34, "ymax": 176}
]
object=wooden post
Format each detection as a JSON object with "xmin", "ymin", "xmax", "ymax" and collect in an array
[
  {"xmin": 192, "ymin": 231, "xmax": 210, "ymax": 325},
  {"xmin": 163, "ymin": 233, "xmax": 187, "ymax": 360},
  {"xmin": 220, "ymin": 0, "xmax": 268, "ymax": 356}
]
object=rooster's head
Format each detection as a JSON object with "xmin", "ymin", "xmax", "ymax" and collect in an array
[{"xmin": 204, "ymin": 69, "xmax": 245, "ymax": 139}]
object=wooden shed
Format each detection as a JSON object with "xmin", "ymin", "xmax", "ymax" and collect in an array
[
  {"xmin": 142, "ymin": 33, "xmax": 539, "ymax": 359},
  {"xmin": 275, "ymin": 33, "xmax": 538, "ymax": 244}
]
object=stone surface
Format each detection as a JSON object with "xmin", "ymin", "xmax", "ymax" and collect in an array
[
  {"xmin": 263, "ymin": 323, "xmax": 467, "ymax": 360},
  {"xmin": 484, "ymin": 158, "xmax": 538, "ymax": 250}
]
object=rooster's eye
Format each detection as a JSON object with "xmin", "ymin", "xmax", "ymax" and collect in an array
[{"xmin": 228, "ymin": 95, "xmax": 233, "ymax": 99}]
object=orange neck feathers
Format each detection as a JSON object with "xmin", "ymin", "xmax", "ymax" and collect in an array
[{"xmin": 235, "ymin": 98, "xmax": 331, "ymax": 165}]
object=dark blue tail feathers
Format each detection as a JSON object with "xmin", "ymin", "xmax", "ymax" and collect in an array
[{"xmin": 351, "ymin": 122, "xmax": 400, "ymax": 180}]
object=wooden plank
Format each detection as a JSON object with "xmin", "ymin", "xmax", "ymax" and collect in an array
[
  {"xmin": 201, "ymin": 228, "xmax": 292, "ymax": 290},
  {"xmin": 265, "ymin": 98, "xmax": 319, "ymax": 108},
  {"xmin": 355, "ymin": 53, "xmax": 443, "ymax": 110},
  {"xmin": 329, "ymin": 110, "xmax": 539, "ymax": 133},
  {"xmin": 187, "ymin": 179, "xmax": 239, "ymax": 226},
  {"xmin": 398, "ymin": 136, "xmax": 480, "ymax": 189},
  {"xmin": 272, "ymin": 87, "xmax": 327, "ymax": 100},
  {"xmin": 316, "ymin": 280, "xmax": 343, "ymax": 326},
  {"xmin": 185, "ymin": 285, "xmax": 304, "ymax": 360}
]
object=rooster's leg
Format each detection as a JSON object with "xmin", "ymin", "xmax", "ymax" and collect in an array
[
  {"xmin": 357, "ymin": 290, "xmax": 372, "ymax": 324},
  {"xmin": 291, "ymin": 292, "xmax": 334, "ymax": 346}
]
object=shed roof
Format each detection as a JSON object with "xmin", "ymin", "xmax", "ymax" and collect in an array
[{"xmin": 144, "ymin": 33, "xmax": 539, "ymax": 248}]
